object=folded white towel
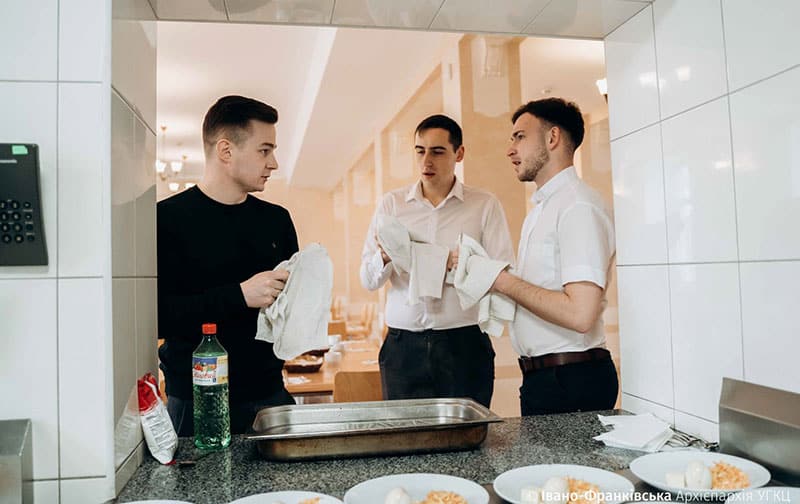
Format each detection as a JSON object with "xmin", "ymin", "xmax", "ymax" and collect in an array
[
  {"xmin": 453, "ymin": 234, "xmax": 514, "ymax": 337},
  {"xmin": 377, "ymin": 214, "xmax": 448, "ymax": 305},
  {"xmin": 376, "ymin": 214, "xmax": 412, "ymax": 273},
  {"xmin": 594, "ymin": 413, "xmax": 674, "ymax": 452},
  {"xmin": 255, "ymin": 243, "xmax": 333, "ymax": 360}
]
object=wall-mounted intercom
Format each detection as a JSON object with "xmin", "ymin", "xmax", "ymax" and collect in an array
[{"xmin": 0, "ymin": 143, "xmax": 48, "ymax": 266}]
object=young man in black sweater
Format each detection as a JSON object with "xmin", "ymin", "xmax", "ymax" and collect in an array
[{"xmin": 157, "ymin": 95, "xmax": 297, "ymax": 435}]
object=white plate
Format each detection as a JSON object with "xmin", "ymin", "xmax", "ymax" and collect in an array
[
  {"xmin": 629, "ymin": 451, "xmax": 771, "ymax": 499},
  {"xmin": 124, "ymin": 501, "xmax": 195, "ymax": 504},
  {"xmin": 493, "ymin": 464, "xmax": 635, "ymax": 504},
  {"xmin": 344, "ymin": 473, "xmax": 489, "ymax": 504},
  {"xmin": 725, "ymin": 487, "xmax": 800, "ymax": 503},
  {"xmin": 229, "ymin": 491, "xmax": 343, "ymax": 503}
]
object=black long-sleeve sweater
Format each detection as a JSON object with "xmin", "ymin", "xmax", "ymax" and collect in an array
[{"xmin": 156, "ymin": 186, "xmax": 298, "ymax": 402}]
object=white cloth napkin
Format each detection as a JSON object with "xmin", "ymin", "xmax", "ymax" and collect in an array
[
  {"xmin": 594, "ymin": 413, "xmax": 674, "ymax": 452},
  {"xmin": 453, "ymin": 234, "xmax": 515, "ymax": 337},
  {"xmin": 376, "ymin": 214, "xmax": 449, "ymax": 305},
  {"xmin": 255, "ymin": 243, "xmax": 333, "ymax": 360}
]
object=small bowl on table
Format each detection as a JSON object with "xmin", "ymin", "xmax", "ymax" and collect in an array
[{"xmin": 284, "ymin": 355, "xmax": 324, "ymax": 373}]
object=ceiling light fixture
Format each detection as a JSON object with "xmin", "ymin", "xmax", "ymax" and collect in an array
[{"xmin": 155, "ymin": 125, "xmax": 187, "ymax": 181}]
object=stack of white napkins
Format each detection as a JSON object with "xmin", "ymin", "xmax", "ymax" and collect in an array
[{"xmin": 593, "ymin": 413, "xmax": 673, "ymax": 452}]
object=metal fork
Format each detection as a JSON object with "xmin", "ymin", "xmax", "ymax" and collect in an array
[{"xmin": 667, "ymin": 430, "xmax": 719, "ymax": 451}]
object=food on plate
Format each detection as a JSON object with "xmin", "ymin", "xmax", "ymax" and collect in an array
[
  {"xmin": 418, "ymin": 491, "xmax": 467, "ymax": 504},
  {"xmin": 385, "ymin": 487, "xmax": 413, "ymax": 504},
  {"xmin": 685, "ymin": 460, "xmax": 712, "ymax": 489},
  {"xmin": 521, "ymin": 476, "xmax": 602, "ymax": 504},
  {"xmin": 710, "ymin": 461, "xmax": 750, "ymax": 490},
  {"xmin": 384, "ymin": 487, "xmax": 466, "ymax": 504},
  {"xmin": 664, "ymin": 460, "xmax": 749, "ymax": 490}
]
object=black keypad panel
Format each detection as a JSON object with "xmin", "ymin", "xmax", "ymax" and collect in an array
[
  {"xmin": 1, "ymin": 199, "xmax": 38, "ymax": 248},
  {"xmin": 0, "ymin": 144, "xmax": 48, "ymax": 265}
]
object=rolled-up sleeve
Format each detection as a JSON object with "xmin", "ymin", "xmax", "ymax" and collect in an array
[{"xmin": 558, "ymin": 202, "xmax": 615, "ymax": 288}]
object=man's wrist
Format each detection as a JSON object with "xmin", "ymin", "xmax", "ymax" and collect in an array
[{"xmin": 491, "ymin": 270, "xmax": 508, "ymax": 294}]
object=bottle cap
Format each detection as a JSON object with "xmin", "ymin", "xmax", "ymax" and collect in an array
[{"xmin": 201, "ymin": 323, "xmax": 217, "ymax": 335}]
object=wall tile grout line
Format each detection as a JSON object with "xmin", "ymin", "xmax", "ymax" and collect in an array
[
  {"xmin": 519, "ymin": 0, "xmax": 555, "ymax": 35},
  {"xmin": 111, "ymin": 86, "xmax": 157, "ymax": 137},
  {"xmin": 0, "ymin": 79, "xmax": 102, "ymax": 84},
  {"xmin": 719, "ymin": 0, "xmax": 747, "ymax": 383},
  {"xmin": 617, "ymin": 258, "xmax": 800, "ymax": 268},
  {"xmin": 610, "ymin": 62, "xmax": 800, "ymax": 144},
  {"xmin": 426, "ymin": 0, "xmax": 447, "ymax": 30},
  {"xmin": 648, "ymin": 4, "xmax": 678, "ymax": 427},
  {"xmin": 727, "ymin": 62, "xmax": 800, "ymax": 96},
  {"xmin": 55, "ymin": 0, "xmax": 62, "ymax": 491},
  {"xmin": 603, "ymin": 1, "xmax": 652, "ymax": 40},
  {"xmin": 610, "ymin": 63, "xmax": 800, "ymax": 144},
  {"xmin": 604, "ymin": 2, "xmax": 651, "ymax": 40}
]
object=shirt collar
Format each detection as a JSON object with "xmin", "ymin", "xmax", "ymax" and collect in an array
[
  {"xmin": 406, "ymin": 178, "xmax": 464, "ymax": 204},
  {"xmin": 531, "ymin": 165, "xmax": 578, "ymax": 205}
]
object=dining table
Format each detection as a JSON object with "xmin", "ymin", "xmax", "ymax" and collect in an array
[{"xmin": 282, "ymin": 339, "xmax": 380, "ymax": 397}]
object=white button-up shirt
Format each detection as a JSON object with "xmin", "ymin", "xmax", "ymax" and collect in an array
[
  {"xmin": 510, "ymin": 166, "xmax": 615, "ymax": 357},
  {"xmin": 360, "ymin": 179, "xmax": 515, "ymax": 331}
]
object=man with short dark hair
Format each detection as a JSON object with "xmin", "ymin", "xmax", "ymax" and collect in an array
[
  {"xmin": 157, "ymin": 95, "xmax": 297, "ymax": 435},
  {"xmin": 360, "ymin": 114, "xmax": 514, "ymax": 408},
  {"xmin": 492, "ymin": 97, "xmax": 618, "ymax": 415}
]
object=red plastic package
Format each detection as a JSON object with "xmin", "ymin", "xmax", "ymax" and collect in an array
[{"xmin": 137, "ymin": 373, "xmax": 178, "ymax": 464}]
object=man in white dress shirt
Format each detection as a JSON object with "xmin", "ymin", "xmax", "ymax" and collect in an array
[
  {"xmin": 360, "ymin": 114, "xmax": 514, "ymax": 407},
  {"xmin": 490, "ymin": 98, "xmax": 618, "ymax": 415}
]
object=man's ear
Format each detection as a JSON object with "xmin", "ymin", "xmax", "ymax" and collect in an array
[
  {"xmin": 455, "ymin": 145, "xmax": 465, "ymax": 163},
  {"xmin": 547, "ymin": 126, "xmax": 561, "ymax": 151},
  {"xmin": 216, "ymin": 138, "xmax": 232, "ymax": 163}
]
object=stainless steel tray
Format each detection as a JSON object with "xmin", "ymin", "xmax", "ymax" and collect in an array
[{"xmin": 247, "ymin": 398, "xmax": 503, "ymax": 461}]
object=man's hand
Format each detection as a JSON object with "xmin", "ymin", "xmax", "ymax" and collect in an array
[
  {"xmin": 376, "ymin": 236, "xmax": 391, "ymax": 265},
  {"xmin": 240, "ymin": 269, "xmax": 289, "ymax": 308},
  {"xmin": 447, "ymin": 247, "xmax": 459, "ymax": 271}
]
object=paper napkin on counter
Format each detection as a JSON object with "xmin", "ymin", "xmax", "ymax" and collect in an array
[{"xmin": 593, "ymin": 413, "xmax": 673, "ymax": 452}]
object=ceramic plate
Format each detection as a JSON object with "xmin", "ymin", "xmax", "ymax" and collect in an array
[
  {"xmin": 344, "ymin": 473, "xmax": 489, "ymax": 504},
  {"xmin": 630, "ymin": 451, "xmax": 770, "ymax": 499},
  {"xmin": 124, "ymin": 501, "xmax": 195, "ymax": 504},
  {"xmin": 493, "ymin": 464, "xmax": 635, "ymax": 504},
  {"xmin": 229, "ymin": 491, "xmax": 343, "ymax": 503},
  {"xmin": 725, "ymin": 486, "xmax": 800, "ymax": 503}
]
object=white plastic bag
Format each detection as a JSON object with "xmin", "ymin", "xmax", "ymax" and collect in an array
[{"xmin": 137, "ymin": 372, "xmax": 178, "ymax": 464}]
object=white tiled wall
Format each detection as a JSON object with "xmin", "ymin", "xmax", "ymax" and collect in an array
[
  {"xmin": 606, "ymin": 0, "xmax": 800, "ymax": 442},
  {"xmin": 111, "ymin": 5, "xmax": 158, "ymax": 496},
  {"xmin": 1, "ymin": 0, "xmax": 156, "ymax": 501}
]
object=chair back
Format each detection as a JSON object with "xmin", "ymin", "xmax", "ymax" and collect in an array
[
  {"xmin": 327, "ymin": 319, "xmax": 346, "ymax": 337},
  {"xmin": 333, "ymin": 370, "xmax": 383, "ymax": 403}
]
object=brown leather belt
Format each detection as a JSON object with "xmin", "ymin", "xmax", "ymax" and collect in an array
[{"xmin": 518, "ymin": 348, "xmax": 611, "ymax": 374}]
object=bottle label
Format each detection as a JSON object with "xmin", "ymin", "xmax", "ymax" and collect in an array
[{"xmin": 192, "ymin": 355, "xmax": 228, "ymax": 386}]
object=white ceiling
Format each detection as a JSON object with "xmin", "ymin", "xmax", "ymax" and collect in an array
[
  {"xmin": 155, "ymin": 0, "xmax": 633, "ymax": 190},
  {"xmin": 148, "ymin": 0, "xmax": 650, "ymax": 38}
]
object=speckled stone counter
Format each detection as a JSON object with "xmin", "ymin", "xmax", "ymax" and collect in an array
[{"xmin": 116, "ymin": 410, "xmax": 642, "ymax": 503}]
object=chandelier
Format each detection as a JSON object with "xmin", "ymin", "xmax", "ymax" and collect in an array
[{"xmin": 155, "ymin": 125, "xmax": 186, "ymax": 181}]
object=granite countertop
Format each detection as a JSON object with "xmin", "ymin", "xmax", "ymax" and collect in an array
[{"xmin": 116, "ymin": 410, "xmax": 643, "ymax": 503}]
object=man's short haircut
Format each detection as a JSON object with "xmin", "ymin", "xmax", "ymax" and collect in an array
[
  {"xmin": 511, "ymin": 98, "xmax": 584, "ymax": 151},
  {"xmin": 415, "ymin": 114, "xmax": 463, "ymax": 151},
  {"xmin": 202, "ymin": 95, "xmax": 278, "ymax": 154}
]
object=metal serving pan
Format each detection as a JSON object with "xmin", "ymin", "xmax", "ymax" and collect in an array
[{"xmin": 247, "ymin": 398, "xmax": 502, "ymax": 461}]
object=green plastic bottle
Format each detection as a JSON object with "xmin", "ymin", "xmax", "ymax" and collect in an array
[{"xmin": 192, "ymin": 323, "xmax": 231, "ymax": 450}]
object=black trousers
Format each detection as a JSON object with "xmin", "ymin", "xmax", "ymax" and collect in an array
[
  {"xmin": 167, "ymin": 387, "xmax": 295, "ymax": 436},
  {"xmin": 520, "ymin": 357, "xmax": 618, "ymax": 416},
  {"xmin": 379, "ymin": 325, "xmax": 495, "ymax": 408}
]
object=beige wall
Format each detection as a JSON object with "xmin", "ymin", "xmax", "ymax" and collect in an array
[
  {"xmin": 459, "ymin": 36, "xmax": 528, "ymax": 252},
  {"xmin": 345, "ymin": 146, "xmax": 379, "ymax": 306}
]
